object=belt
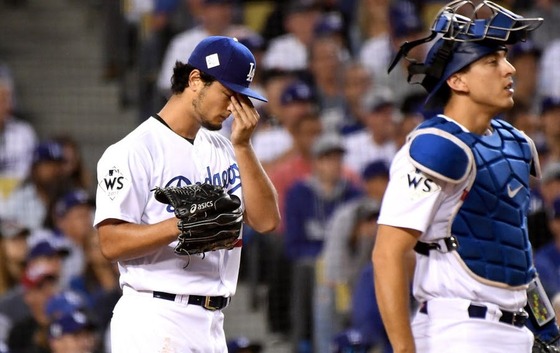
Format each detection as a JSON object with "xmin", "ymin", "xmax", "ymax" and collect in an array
[
  {"xmin": 419, "ymin": 301, "xmax": 528, "ymax": 328},
  {"xmin": 153, "ymin": 291, "xmax": 230, "ymax": 311}
]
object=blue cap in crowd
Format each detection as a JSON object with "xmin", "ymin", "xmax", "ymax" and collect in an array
[
  {"xmin": 188, "ymin": 36, "xmax": 267, "ymax": 102},
  {"xmin": 32, "ymin": 140, "xmax": 64, "ymax": 164},
  {"xmin": 280, "ymin": 80, "xmax": 315, "ymax": 105},
  {"xmin": 541, "ymin": 96, "xmax": 560, "ymax": 115},
  {"xmin": 331, "ymin": 329, "xmax": 371, "ymax": 353},
  {"xmin": 361, "ymin": 160, "xmax": 390, "ymax": 180},
  {"xmin": 46, "ymin": 290, "xmax": 88, "ymax": 320},
  {"xmin": 27, "ymin": 238, "xmax": 70, "ymax": 262},
  {"xmin": 314, "ymin": 12, "xmax": 344, "ymax": 37},
  {"xmin": 551, "ymin": 197, "xmax": 560, "ymax": 219},
  {"xmin": 389, "ymin": 1, "xmax": 423, "ymax": 38},
  {"xmin": 237, "ymin": 34, "xmax": 266, "ymax": 52},
  {"xmin": 48, "ymin": 311, "xmax": 96, "ymax": 339},
  {"xmin": 509, "ymin": 39, "xmax": 541, "ymax": 60},
  {"xmin": 54, "ymin": 189, "xmax": 95, "ymax": 218},
  {"xmin": 227, "ymin": 337, "xmax": 262, "ymax": 353}
]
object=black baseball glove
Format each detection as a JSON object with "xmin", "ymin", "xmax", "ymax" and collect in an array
[
  {"xmin": 533, "ymin": 336, "xmax": 560, "ymax": 353},
  {"xmin": 153, "ymin": 183, "xmax": 243, "ymax": 256}
]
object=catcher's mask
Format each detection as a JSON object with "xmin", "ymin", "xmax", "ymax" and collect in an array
[{"xmin": 387, "ymin": 0, "xmax": 543, "ymax": 109}]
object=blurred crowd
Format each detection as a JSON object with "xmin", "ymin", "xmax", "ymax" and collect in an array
[{"xmin": 2, "ymin": 0, "xmax": 560, "ymax": 352}]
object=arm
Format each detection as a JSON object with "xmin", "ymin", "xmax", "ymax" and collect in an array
[
  {"xmin": 372, "ymin": 224, "xmax": 420, "ymax": 353},
  {"xmin": 230, "ymin": 94, "xmax": 280, "ymax": 234},
  {"xmin": 97, "ymin": 217, "xmax": 178, "ymax": 262}
]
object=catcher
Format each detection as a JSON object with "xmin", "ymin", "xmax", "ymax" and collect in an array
[
  {"xmin": 93, "ymin": 36, "xmax": 280, "ymax": 353},
  {"xmin": 372, "ymin": 1, "xmax": 559, "ymax": 353}
]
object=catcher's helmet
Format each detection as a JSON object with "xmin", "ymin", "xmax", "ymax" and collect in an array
[{"xmin": 388, "ymin": 0, "xmax": 543, "ymax": 108}]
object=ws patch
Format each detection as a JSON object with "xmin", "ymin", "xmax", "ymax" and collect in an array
[
  {"xmin": 99, "ymin": 167, "xmax": 129, "ymax": 200},
  {"xmin": 401, "ymin": 168, "xmax": 441, "ymax": 200}
]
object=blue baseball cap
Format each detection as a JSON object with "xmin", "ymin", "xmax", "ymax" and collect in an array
[
  {"xmin": 46, "ymin": 290, "xmax": 88, "ymax": 320},
  {"xmin": 314, "ymin": 12, "xmax": 344, "ymax": 37},
  {"xmin": 227, "ymin": 337, "xmax": 262, "ymax": 352},
  {"xmin": 389, "ymin": 1, "xmax": 424, "ymax": 38},
  {"xmin": 54, "ymin": 189, "xmax": 95, "ymax": 218},
  {"xmin": 49, "ymin": 311, "xmax": 96, "ymax": 339},
  {"xmin": 541, "ymin": 96, "xmax": 560, "ymax": 115},
  {"xmin": 361, "ymin": 160, "xmax": 389, "ymax": 180},
  {"xmin": 552, "ymin": 197, "xmax": 560, "ymax": 219},
  {"xmin": 280, "ymin": 80, "xmax": 316, "ymax": 105},
  {"xmin": 237, "ymin": 34, "xmax": 265, "ymax": 52},
  {"xmin": 331, "ymin": 329, "xmax": 371, "ymax": 353},
  {"xmin": 33, "ymin": 140, "xmax": 64, "ymax": 164},
  {"xmin": 188, "ymin": 36, "xmax": 267, "ymax": 102},
  {"xmin": 27, "ymin": 239, "xmax": 70, "ymax": 261}
]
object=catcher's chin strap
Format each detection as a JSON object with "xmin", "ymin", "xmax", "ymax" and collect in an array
[{"xmin": 388, "ymin": 31, "xmax": 456, "ymax": 94}]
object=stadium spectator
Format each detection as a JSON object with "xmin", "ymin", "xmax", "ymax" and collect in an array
[
  {"xmin": 358, "ymin": 0, "xmax": 427, "ymax": 104},
  {"xmin": 507, "ymin": 40, "xmax": 542, "ymax": 111},
  {"xmin": 308, "ymin": 36, "xmax": 349, "ymax": 132},
  {"xmin": 0, "ymin": 219, "xmax": 29, "ymax": 295},
  {"xmin": 0, "ymin": 63, "xmax": 38, "ymax": 200},
  {"xmin": 0, "ymin": 230, "xmax": 69, "ymax": 342},
  {"xmin": 5, "ymin": 259, "xmax": 63, "ymax": 353},
  {"xmin": 284, "ymin": 132, "xmax": 362, "ymax": 353},
  {"xmin": 339, "ymin": 61, "xmax": 375, "ymax": 135},
  {"xmin": 52, "ymin": 135, "xmax": 92, "ymax": 191},
  {"xmin": 51, "ymin": 189, "xmax": 96, "ymax": 288},
  {"xmin": 0, "ymin": 140, "xmax": 69, "ymax": 231},
  {"xmin": 343, "ymin": 93, "xmax": 398, "ymax": 175},
  {"xmin": 47, "ymin": 309, "xmax": 100, "ymax": 353},
  {"xmin": 68, "ymin": 228, "xmax": 120, "ymax": 346},
  {"xmin": 253, "ymin": 80, "xmax": 319, "ymax": 171},
  {"xmin": 534, "ymin": 197, "xmax": 560, "ymax": 297},
  {"xmin": 393, "ymin": 92, "xmax": 426, "ymax": 148},
  {"xmin": 262, "ymin": 0, "xmax": 322, "ymax": 72},
  {"xmin": 316, "ymin": 159, "xmax": 388, "ymax": 353},
  {"xmin": 539, "ymin": 96, "xmax": 560, "ymax": 167}
]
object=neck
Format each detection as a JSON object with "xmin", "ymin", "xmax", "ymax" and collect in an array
[
  {"xmin": 158, "ymin": 94, "xmax": 200, "ymax": 139},
  {"xmin": 444, "ymin": 98, "xmax": 497, "ymax": 135}
]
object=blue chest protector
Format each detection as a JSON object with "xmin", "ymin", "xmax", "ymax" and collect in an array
[{"xmin": 409, "ymin": 116, "xmax": 536, "ymax": 287}]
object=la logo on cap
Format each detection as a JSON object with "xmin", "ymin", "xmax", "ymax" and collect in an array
[{"xmin": 246, "ymin": 62, "xmax": 255, "ymax": 83}]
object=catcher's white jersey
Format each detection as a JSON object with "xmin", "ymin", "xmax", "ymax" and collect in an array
[
  {"xmin": 94, "ymin": 117, "xmax": 244, "ymax": 297},
  {"xmin": 377, "ymin": 118, "xmax": 527, "ymax": 311}
]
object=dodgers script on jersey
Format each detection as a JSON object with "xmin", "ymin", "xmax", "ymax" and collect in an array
[
  {"xmin": 94, "ymin": 117, "xmax": 244, "ymax": 297},
  {"xmin": 377, "ymin": 116, "xmax": 529, "ymax": 311}
]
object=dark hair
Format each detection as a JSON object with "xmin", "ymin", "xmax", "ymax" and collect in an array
[{"xmin": 170, "ymin": 62, "xmax": 216, "ymax": 94}]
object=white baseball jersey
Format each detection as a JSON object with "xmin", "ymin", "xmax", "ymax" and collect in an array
[
  {"xmin": 94, "ymin": 116, "xmax": 244, "ymax": 297},
  {"xmin": 377, "ymin": 117, "xmax": 528, "ymax": 311}
]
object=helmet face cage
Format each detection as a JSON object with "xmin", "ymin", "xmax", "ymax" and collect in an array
[{"xmin": 431, "ymin": 0, "xmax": 543, "ymax": 43}]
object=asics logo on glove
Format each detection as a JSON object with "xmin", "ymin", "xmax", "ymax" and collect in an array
[{"xmin": 190, "ymin": 201, "xmax": 214, "ymax": 214}]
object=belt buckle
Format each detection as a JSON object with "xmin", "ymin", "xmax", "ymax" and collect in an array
[
  {"xmin": 203, "ymin": 296, "xmax": 220, "ymax": 311},
  {"xmin": 512, "ymin": 310, "xmax": 529, "ymax": 327}
]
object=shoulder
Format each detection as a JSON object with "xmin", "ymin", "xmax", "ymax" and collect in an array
[
  {"xmin": 407, "ymin": 118, "xmax": 474, "ymax": 183},
  {"xmin": 5, "ymin": 117, "xmax": 36, "ymax": 135},
  {"xmin": 344, "ymin": 130, "xmax": 370, "ymax": 146},
  {"xmin": 99, "ymin": 120, "xmax": 160, "ymax": 162}
]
